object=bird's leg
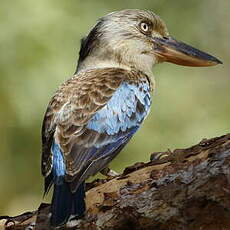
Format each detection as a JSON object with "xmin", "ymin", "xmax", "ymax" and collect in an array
[{"xmin": 100, "ymin": 167, "xmax": 119, "ymax": 178}]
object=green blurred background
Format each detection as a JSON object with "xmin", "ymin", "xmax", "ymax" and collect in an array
[{"xmin": 0, "ymin": 0, "xmax": 229, "ymax": 215}]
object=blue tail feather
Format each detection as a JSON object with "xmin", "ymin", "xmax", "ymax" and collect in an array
[
  {"xmin": 49, "ymin": 142, "xmax": 86, "ymax": 226},
  {"xmin": 72, "ymin": 183, "xmax": 86, "ymax": 217},
  {"xmin": 50, "ymin": 182, "xmax": 85, "ymax": 227}
]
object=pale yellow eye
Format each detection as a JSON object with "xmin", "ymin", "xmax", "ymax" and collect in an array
[{"xmin": 140, "ymin": 22, "xmax": 149, "ymax": 32}]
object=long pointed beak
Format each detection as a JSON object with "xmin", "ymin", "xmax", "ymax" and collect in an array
[{"xmin": 153, "ymin": 36, "xmax": 222, "ymax": 67}]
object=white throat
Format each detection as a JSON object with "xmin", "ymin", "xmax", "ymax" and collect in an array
[
  {"xmin": 77, "ymin": 53, "xmax": 155, "ymax": 79},
  {"xmin": 77, "ymin": 57, "xmax": 131, "ymax": 73}
]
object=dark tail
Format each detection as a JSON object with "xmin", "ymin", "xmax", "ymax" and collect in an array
[{"xmin": 50, "ymin": 182, "xmax": 85, "ymax": 227}]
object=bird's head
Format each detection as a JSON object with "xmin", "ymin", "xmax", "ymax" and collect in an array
[{"xmin": 76, "ymin": 9, "xmax": 222, "ymax": 75}]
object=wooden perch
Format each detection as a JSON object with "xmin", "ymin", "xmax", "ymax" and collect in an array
[{"xmin": 1, "ymin": 133, "xmax": 230, "ymax": 230}]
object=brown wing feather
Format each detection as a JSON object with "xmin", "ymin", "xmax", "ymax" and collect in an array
[{"xmin": 41, "ymin": 68, "xmax": 136, "ymax": 178}]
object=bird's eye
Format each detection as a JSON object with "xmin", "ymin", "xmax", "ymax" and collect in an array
[{"xmin": 140, "ymin": 22, "xmax": 149, "ymax": 33}]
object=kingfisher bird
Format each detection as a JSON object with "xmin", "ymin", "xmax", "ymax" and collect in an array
[{"xmin": 41, "ymin": 9, "xmax": 222, "ymax": 227}]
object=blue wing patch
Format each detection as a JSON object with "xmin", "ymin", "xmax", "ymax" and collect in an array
[{"xmin": 87, "ymin": 80, "xmax": 151, "ymax": 135}]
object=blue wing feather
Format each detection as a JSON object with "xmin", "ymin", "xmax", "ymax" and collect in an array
[
  {"xmin": 52, "ymin": 81, "xmax": 151, "ymax": 178},
  {"xmin": 69, "ymin": 80, "xmax": 152, "ymax": 184},
  {"xmin": 52, "ymin": 81, "xmax": 151, "ymax": 184},
  {"xmin": 87, "ymin": 81, "xmax": 151, "ymax": 135},
  {"xmin": 52, "ymin": 80, "xmax": 151, "ymax": 186},
  {"xmin": 52, "ymin": 142, "xmax": 65, "ymax": 184}
]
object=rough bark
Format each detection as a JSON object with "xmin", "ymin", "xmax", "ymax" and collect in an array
[{"xmin": 1, "ymin": 133, "xmax": 230, "ymax": 230}]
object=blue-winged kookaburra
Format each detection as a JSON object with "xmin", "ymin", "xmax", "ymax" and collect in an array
[{"xmin": 41, "ymin": 9, "xmax": 222, "ymax": 227}]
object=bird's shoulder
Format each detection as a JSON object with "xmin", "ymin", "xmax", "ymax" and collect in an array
[{"xmin": 53, "ymin": 67, "xmax": 150, "ymax": 100}]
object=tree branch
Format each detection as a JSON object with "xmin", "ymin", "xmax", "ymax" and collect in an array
[{"xmin": 1, "ymin": 134, "xmax": 230, "ymax": 230}]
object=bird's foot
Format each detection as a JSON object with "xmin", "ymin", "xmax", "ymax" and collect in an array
[
  {"xmin": 66, "ymin": 215, "xmax": 83, "ymax": 228},
  {"xmin": 100, "ymin": 167, "xmax": 120, "ymax": 179},
  {"xmin": 150, "ymin": 149, "xmax": 172, "ymax": 162}
]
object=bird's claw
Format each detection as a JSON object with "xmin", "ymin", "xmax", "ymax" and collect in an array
[
  {"xmin": 150, "ymin": 151, "xmax": 171, "ymax": 162},
  {"xmin": 25, "ymin": 222, "xmax": 35, "ymax": 230},
  {"xmin": 100, "ymin": 167, "xmax": 120, "ymax": 178}
]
